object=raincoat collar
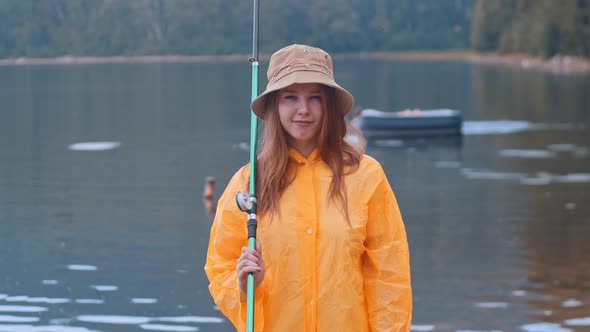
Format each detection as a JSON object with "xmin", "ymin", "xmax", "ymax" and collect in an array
[{"xmin": 288, "ymin": 148, "xmax": 322, "ymax": 165}]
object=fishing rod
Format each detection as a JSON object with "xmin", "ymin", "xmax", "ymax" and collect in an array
[{"xmin": 235, "ymin": 0, "xmax": 260, "ymax": 331}]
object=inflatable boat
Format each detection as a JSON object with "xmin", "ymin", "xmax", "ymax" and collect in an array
[{"xmin": 353, "ymin": 108, "xmax": 463, "ymax": 138}]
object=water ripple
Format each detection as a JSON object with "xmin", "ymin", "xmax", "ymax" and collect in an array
[
  {"xmin": 0, "ymin": 325, "xmax": 99, "ymax": 332},
  {"xmin": 520, "ymin": 322, "xmax": 572, "ymax": 332},
  {"xmin": 68, "ymin": 141, "xmax": 122, "ymax": 151},
  {"xmin": 0, "ymin": 315, "xmax": 40, "ymax": 323},
  {"xmin": 564, "ymin": 317, "xmax": 590, "ymax": 326},
  {"xmin": 0, "ymin": 305, "xmax": 48, "ymax": 313},
  {"xmin": 140, "ymin": 324, "xmax": 199, "ymax": 331}
]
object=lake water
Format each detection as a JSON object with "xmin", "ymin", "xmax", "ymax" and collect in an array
[{"xmin": 0, "ymin": 59, "xmax": 589, "ymax": 332}]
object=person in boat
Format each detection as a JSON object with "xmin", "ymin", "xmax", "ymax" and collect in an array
[
  {"xmin": 204, "ymin": 44, "xmax": 412, "ymax": 331},
  {"xmin": 399, "ymin": 108, "xmax": 422, "ymax": 116}
]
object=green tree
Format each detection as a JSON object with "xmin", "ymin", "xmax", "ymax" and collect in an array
[{"xmin": 472, "ymin": 0, "xmax": 590, "ymax": 57}]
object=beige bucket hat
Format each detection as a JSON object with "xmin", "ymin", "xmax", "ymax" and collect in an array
[{"xmin": 251, "ymin": 44, "xmax": 355, "ymax": 119}]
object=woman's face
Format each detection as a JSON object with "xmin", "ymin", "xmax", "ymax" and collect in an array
[{"xmin": 277, "ymin": 83, "xmax": 324, "ymax": 156}]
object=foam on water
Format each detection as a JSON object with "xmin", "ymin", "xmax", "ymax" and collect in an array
[
  {"xmin": 456, "ymin": 330, "xmax": 502, "ymax": 332},
  {"xmin": 42, "ymin": 280, "xmax": 58, "ymax": 285},
  {"xmin": 555, "ymin": 174, "xmax": 590, "ymax": 183},
  {"xmin": 520, "ymin": 322, "xmax": 572, "ymax": 332},
  {"xmin": 76, "ymin": 315, "xmax": 224, "ymax": 326},
  {"xmin": 548, "ymin": 144, "xmax": 578, "ymax": 152},
  {"xmin": 565, "ymin": 317, "xmax": 590, "ymax": 326},
  {"xmin": 140, "ymin": 324, "xmax": 199, "ymax": 331},
  {"xmin": 90, "ymin": 285, "xmax": 118, "ymax": 291},
  {"xmin": 157, "ymin": 317, "xmax": 224, "ymax": 324},
  {"xmin": 462, "ymin": 120, "xmax": 533, "ymax": 135},
  {"xmin": 50, "ymin": 318, "xmax": 73, "ymax": 325},
  {"xmin": 521, "ymin": 173, "xmax": 553, "ymax": 185},
  {"xmin": 572, "ymin": 147, "xmax": 589, "ymax": 157},
  {"xmin": 475, "ymin": 302, "xmax": 508, "ymax": 309},
  {"xmin": 132, "ymin": 298, "xmax": 158, "ymax": 304},
  {"xmin": 547, "ymin": 144, "xmax": 589, "ymax": 157},
  {"xmin": 564, "ymin": 202, "xmax": 576, "ymax": 210},
  {"xmin": 5, "ymin": 296, "xmax": 70, "ymax": 304},
  {"xmin": 0, "ymin": 315, "xmax": 40, "ymax": 323},
  {"xmin": 462, "ymin": 121, "xmax": 576, "ymax": 135},
  {"xmin": 68, "ymin": 141, "xmax": 121, "ymax": 151},
  {"xmin": 75, "ymin": 299, "xmax": 104, "ymax": 304},
  {"xmin": 561, "ymin": 299, "xmax": 583, "ymax": 308},
  {"xmin": 0, "ymin": 305, "xmax": 48, "ymax": 312},
  {"xmin": 4, "ymin": 296, "xmax": 31, "ymax": 302},
  {"xmin": 498, "ymin": 145, "xmax": 589, "ymax": 160},
  {"xmin": 461, "ymin": 169, "xmax": 590, "ymax": 185},
  {"xmin": 373, "ymin": 139, "xmax": 404, "ymax": 148},
  {"xmin": 461, "ymin": 169, "xmax": 526, "ymax": 181},
  {"xmin": 411, "ymin": 325, "xmax": 435, "ymax": 331},
  {"xmin": 0, "ymin": 325, "xmax": 100, "ymax": 332},
  {"xmin": 66, "ymin": 265, "xmax": 97, "ymax": 271},
  {"xmin": 77, "ymin": 315, "xmax": 151, "ymax": 324},
  {"xmin": 498, "ymin": 149, "xmax": 556, "ymax": 159}
]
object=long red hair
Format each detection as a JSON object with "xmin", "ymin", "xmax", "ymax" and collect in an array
[{"xmin": 253, "ymin": 85, "xmax": 364, "ymax": 222}]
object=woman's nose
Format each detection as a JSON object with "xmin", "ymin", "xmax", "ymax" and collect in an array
[{"xmin": 297, "ymin": 101, "xmax": 310, "ymax": 114}]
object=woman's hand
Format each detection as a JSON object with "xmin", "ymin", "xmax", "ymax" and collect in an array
[{"xmin": 237, "ymin": 240, "xmax": 265, "ymax": 294}]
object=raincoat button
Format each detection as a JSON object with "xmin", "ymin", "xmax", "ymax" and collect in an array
[
  {"xmin": 304, "ymin": 49, "xmax": 309, "ymax": 53},
  {"xmin": 305, "ymin": 64, "xmax": 310, "ymax": 68},
  {"xmin": 307, "ymin": 229, "xmax": 313, "ymax": 235}
]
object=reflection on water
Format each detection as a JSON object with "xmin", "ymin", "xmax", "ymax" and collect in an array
[
  {"xmin": 0, "ymin": 60, "xmax": 589, "ymax": 331},
  {"xmin": 67, "ymin": 142, "xmax": 122, "ymax": 152}
]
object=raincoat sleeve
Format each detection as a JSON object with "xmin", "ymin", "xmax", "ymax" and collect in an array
[
  {"xmin": 204, "ymin": 165, "xmax": 265, "ymax": 332},
  {"xmin": 363, "ymin": 165, "xmax": 412, "ymax": 332}
]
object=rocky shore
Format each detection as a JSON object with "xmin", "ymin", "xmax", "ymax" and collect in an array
[
  {"xmin": 1, "ymin": 52, "xmax": 589, "ymax": 75},
  {"xmin": 466, "ymin": 53, "xmax": 590, "ymax": 75},
  {"xmin": 0, "ymin": 54, "xmax": 249, "ymax": 65}
]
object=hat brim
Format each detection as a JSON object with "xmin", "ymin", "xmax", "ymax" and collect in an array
[{"xmin": 250, "ymin": 70, "xmax": 354, "ymax": 119}]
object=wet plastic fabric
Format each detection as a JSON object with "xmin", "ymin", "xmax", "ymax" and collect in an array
[{"xmin": 205, "ymin": 149, "xmax": 412, "ymax": 332}]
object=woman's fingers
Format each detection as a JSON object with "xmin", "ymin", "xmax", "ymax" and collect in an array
[
  {"xmin": 238, "ymin": 249, "xmax": 261, "ymax": 264},
  {"xmin": 237, "ymin": 244, "xmax": 265, "ymax": 294},
  {"xmin": 237, "ymin": 247, "xmax": 262, "ymax": 272},
  {"xmin": 237, "ymin": 258, "xmax": 262, "ymax": 272},
  {"xmin": 238, "ymin": 265, "xmax": 261, "ymax": 275},
  {"xmin": 242, "ymin": 245, "xmax": 261, "ymax": 257}
]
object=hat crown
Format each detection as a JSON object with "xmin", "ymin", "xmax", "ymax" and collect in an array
[{"xmin": 267, "ymin": 44, "xmax": 334, "ymax": 84}]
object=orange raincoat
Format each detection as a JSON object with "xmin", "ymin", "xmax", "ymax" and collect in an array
[{"xmin": 205, "ymin": 149, "xmax": 412, "ymax": 331}]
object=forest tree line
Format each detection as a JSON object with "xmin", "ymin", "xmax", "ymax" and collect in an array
[
  {"xmin": 472, "ymin": 0, "xmax": 590, "ymax": 58},
  {"xmin": 0, "ymin": 0, "xmax": 588, "ymax": 59}
]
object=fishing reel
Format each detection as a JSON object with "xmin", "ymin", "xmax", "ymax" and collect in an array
[
  {"xmin": 236, "ymin": 191, "xmax": 258, "ymax": 238},
  {"xmin": 235, "ymin": 191, "xmax": 255, "ymax": 213}
]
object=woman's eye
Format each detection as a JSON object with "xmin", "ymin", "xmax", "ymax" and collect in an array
[
  {"xmin": 310, "ymin": 95, "xmax": 322, "ymax": 101},
  {"xmin": 284, "ymin": 95, "xmax": 297, "ymax": 100}
]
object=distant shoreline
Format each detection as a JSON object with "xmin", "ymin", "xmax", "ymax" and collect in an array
[{"xmin": 1, "ymin": 51, "xmax": 589, "ymax": 74}]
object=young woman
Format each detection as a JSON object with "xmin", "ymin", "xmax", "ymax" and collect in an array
[{"xmin": 205, "ymin": 44, "xmax": 412, "ymax": 331}]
